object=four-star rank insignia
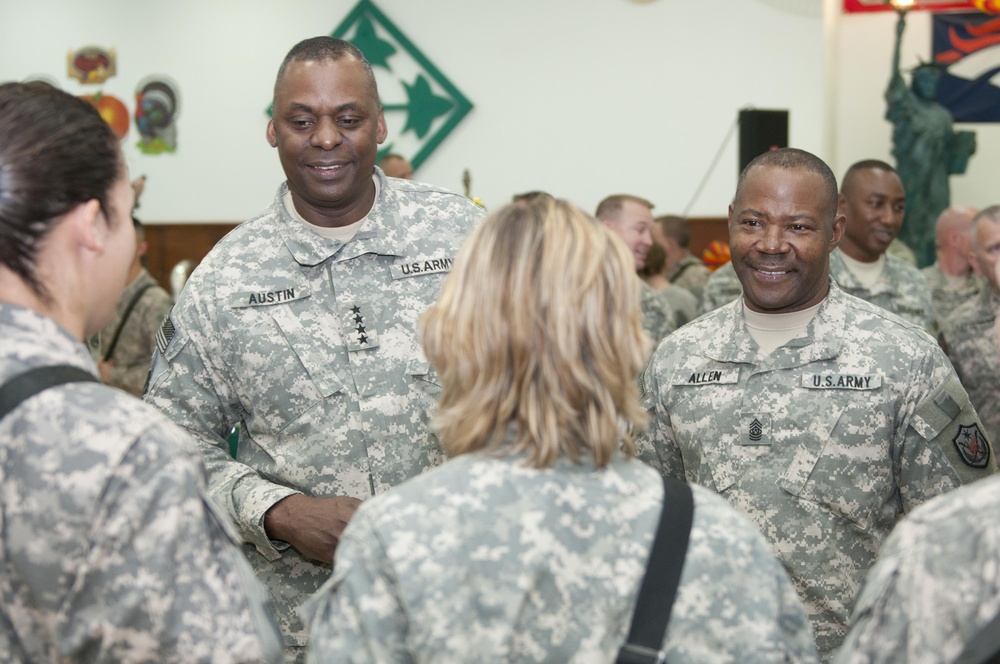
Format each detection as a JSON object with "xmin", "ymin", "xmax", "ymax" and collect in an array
[
  {"xmin": 345, "ymin": 302, "xmax": 379, "ymax": 352},
  {"xmin": 953, "ymin": 423, "xmax": 990, "ymax": 468}
]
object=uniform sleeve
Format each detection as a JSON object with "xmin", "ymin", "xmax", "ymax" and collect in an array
[
  {"xmin": 144, "ymin": 287, "xmax": 299, "ymax": 559},
  {"xmin": 832, "ymin": 499, "xmax": 999, "ymax": 664},
  {"xmin": 635, "ymin": 352, "xmax": 686, "ymax": 480},
  {"xmin": 898, "ymin": 350, "xmax": 995, "ymax": 509},
  {"xmin": 61, "ymin": 421, "xmax": 284, "ymax": 664},
  {"xmin": 303, "ymin": 511, "xmax": 413, "ymax": 664}
]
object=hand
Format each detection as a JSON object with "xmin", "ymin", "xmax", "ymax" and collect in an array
[
  {"xmin": 97, "ymin": 359, "xmax": 114, "ymax": 383},
  {"xmin": 264, "ymin": 494, "xmax": 363, "ymax": 564}
]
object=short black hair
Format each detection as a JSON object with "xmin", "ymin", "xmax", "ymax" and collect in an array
[
  {"xmin": 735, "ymin": 148, "xmax": 839, "ymax": 221},
  {"xmin": 273, "ymin": 36, "xmax": 380, "ymax": 108}
]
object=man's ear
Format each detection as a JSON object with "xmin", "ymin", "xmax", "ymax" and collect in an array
[
  {"xmin": 376, "ymin": 109, "xmax": 387, "ymax": 145},
  {"xmin": 830, "ymin": 213, "xmax": 847, "ymax": 251},
  {"xmin": 266, "ymin": 118, "xmax": 277, "ymax": 148}
]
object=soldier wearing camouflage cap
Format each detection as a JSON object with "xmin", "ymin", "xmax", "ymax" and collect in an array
[
  {"xmin": 305, "ymin": 196, "xmax": 818, "ymax": 663},
  {"xmin": 0, "ymin": 82, "xmax": 282, "ymax": 662},
  {"xmin": 143, "ymin": 37, "xmax": 483, "ymax": 659},
  {"xmin": 636, "ymin": 147, "xmax": 994, "ymax": 661}
]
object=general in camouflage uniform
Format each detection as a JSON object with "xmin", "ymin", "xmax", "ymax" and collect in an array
[
  {"xmin": 304, "ymin": 453, "xmax": 818, "ymax": 663},
  {"xmin": 829, "ymin": 248, "xmax": 933, "ymax": 332},
  {"xmin": 94, "ymin": 266, "xmax": 172, "ymax": 396},
  {"xmin": 145, "ymin": 173, "xmax": 481, "ymax": 649},
  {"xmin": 834, "ymin": 475, "xmax": 1000, "ymax": 664},
  {"xmin": 1, "ymin": 303, "xmax": 283, "ymax": 663},
  {"xmin": 145, "ymin": 37, "xmax": 483, "ymax": 657},
  {"xmin": 922, "ymin": 262, "xmax": 982, "ymax": 330},
  {"xmin": 637, "ymin": 148, "xmax": 994, "ymax": 662}
]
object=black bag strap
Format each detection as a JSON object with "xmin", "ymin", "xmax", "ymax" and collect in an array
[
  {"xmin": 0, "ymin": 365, "xmax": 99, "ymax": 421},
  {"xmin": 102, "ymin": 283, "xmax": 154, "ymax": 362},
  {"xmin": 956, "ymin": 609, "xmax": 1000, "ymax": 664},
  {"xmin": 616, "ymin": 477, "xmax": 694, "ymax": 664}
]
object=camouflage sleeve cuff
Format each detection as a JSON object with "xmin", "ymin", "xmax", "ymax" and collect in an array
[{"xmin": 233, "ymin": 478, "xmax": 302, "ymax": 560}]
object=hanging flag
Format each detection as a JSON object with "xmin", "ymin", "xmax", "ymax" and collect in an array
[{"xmin": 933, "ymin": 11, "xmax": 1000, "ymax": 121}]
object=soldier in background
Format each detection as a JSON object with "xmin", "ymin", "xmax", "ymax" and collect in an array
[
  {"xmin": 595, "ymin": 194, "xmax": 677, "ymax": 343},
  {"xmin": 143, "ymin": 37, "xmax": 483, "ymax": 661},
  {"xmin": 0, "ymin": 81, "xmax": 281, "ymax": 663},
  {"xmin": 378, "ymin": 152, "xmax": 413, "ymax": 180},
  {"xmin": 637, "ymin": 241, "xmax": 700, "ymax": 328},
  {"xmin": 94, "ymin": 215, "xmax": 173, "ymax": 396},
  {"xmin": 941, "ymin": 205, "xmax": 1000, "ymax": 448},
  {"xmin": 831, "ymin": 160, "xmax": 934, "ymax": 332},
  {"xmin": 652, "ymin": 215, "xmax": 712, "ymax": 300},
  {"xmin": 637, "ymin": 148, "xmax": 993, "ymax": 661},
  {"xmin": 922, "ymin": 205, "xmax": 982, "ymax": 332}
]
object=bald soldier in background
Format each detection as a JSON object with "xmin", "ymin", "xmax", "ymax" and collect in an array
[
  {"xmin": 637, "ymin": 148, "xmax": 993, "ymax": 661},
  {"xmin": 922, "ymin": 205, "xmax": 982, "ymax": 331},
  {"xmin": 941, "ymin": 205, "xmax": 1000, "ymax": 450}
]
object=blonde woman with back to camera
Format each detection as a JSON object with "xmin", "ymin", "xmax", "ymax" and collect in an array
[{"xmin": 304, "ymin": 196, "xmax": 818, "ymax": 663}]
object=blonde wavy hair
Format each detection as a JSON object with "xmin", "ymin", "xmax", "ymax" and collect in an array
[{"xmin": 420, "ymin": 196, "xmax": 651, "ymax": 469}]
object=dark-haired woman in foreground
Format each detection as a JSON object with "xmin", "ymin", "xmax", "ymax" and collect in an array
[{"xmin": 0, "ymin": 81, "xmax": 281, "ymax": 663}]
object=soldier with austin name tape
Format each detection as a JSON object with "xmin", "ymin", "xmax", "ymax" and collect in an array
[
  {"xmin": 636, "ymin": 148, "xmax": 994, "ymax": 662},
  {"xmin": 143, "ymin": 37, "xmax": 483, "ymax": 661}
]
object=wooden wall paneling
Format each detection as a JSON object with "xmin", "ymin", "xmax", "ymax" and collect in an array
[{"xmin": 143, "ymin": 223, "xmax": 239, "ymax": 292}]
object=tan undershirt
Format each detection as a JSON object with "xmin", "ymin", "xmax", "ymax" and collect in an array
[
  {"xmin": 282, "ymin": 174, "xmax": 380, "ymax": 242},
  {"xmin": 743, "ymin": 299, "xmax": 823, "ymax": 355},
  {"xmin": 839, "ymin": 251, "xmax": 885, "ymax": 289}
]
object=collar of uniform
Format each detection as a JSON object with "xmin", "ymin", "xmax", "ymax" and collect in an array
[
  {"xmin": 0, "ymin": 302, "xmax": 99, "ymax": 380},
  {"xmin": 273, "ymin": 170, "xmax": 408, "ymax": 267},
  {"xmin": 698, "ymin": 278, "xmax": 844, "ymax": 366}
]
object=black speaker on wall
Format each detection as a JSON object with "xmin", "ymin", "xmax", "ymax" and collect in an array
[{"xmin": 739, "ymin": 109, "xmax": 789, "ymax": 173}]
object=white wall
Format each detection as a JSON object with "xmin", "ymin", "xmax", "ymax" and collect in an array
[
  {"xmin": 0, "ymin": 0, "xmax": 829, "ymax": 222},
  {"xmin": 19, "ymin": 1, "xmax": 997, "ymax": 224}
]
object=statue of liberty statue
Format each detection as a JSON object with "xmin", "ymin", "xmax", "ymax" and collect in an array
[{"xmin": 886, "ymin": 11, "xmax": 976, "ymax": 268}]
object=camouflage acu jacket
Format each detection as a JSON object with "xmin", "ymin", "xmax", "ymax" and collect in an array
[
  {"xmin": 636, "ymin": 281, "xmax": 993, "ymax": 660},
  {"xmin": 304, "ymin": 453, "xmax": 818, "ymax": 663},
  {"xmin": 144, "ymin": 170, "xmax": 483, "ymax": 647},
  {"xmin": 1, "ymin": 303, "xmax": 281, "ymax": 663},
  {"xmin": 835, "ymin": 475, "xmax": 1000, "ymax": 664}
]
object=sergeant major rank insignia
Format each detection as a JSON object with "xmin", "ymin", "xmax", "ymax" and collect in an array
[{"xmin": 953, "ymin": 423, "xmax": 990, "ymax": 468}]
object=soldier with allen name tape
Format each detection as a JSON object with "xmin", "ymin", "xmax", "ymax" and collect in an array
[
  {"xmin": 636, "ymin": 148, "xmax": 994, "ymax": 662},
  {"xmin": 143, "ymin": 37, "xmax": 483, "ymax": 661}
]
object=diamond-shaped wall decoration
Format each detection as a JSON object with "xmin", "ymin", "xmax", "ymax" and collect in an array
[{"xmin": 333, "ymin": 0, "xmax": 474, "ymax": 172}]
